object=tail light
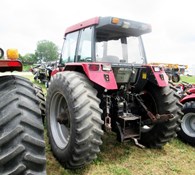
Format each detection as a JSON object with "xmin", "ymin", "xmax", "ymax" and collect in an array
[
  {"xmin": 8, "ymin": 61, "xmax": 22, "ymax": 67},
  {"xmin": 89, "ymin": 64, "xmax": 100, "ymax": 71}
]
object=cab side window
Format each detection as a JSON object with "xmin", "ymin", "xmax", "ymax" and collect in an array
[
  {"xmin": 61, "ymin": 31, "xmax": 79, "ymax": 63},
  {"xmin": 77, "ymin": 27, "xmax": 92, "ymax": 62}
]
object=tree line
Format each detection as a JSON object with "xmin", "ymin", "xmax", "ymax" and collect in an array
[{"xmin": 20, "ymin": 40, "xmax": 59, "ymax": 64}]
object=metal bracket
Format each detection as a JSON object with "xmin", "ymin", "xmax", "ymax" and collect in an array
[
  {"xmin": 135, "ymin": 94, "xmax": 174, "ymax": 123},
  {"xmin": 105, "ymin": 115, "xmax": 111, "ymax": 132}
]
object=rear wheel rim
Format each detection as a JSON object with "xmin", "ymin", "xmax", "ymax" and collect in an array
[
  {"xmin": 181, "ymin": 112, "xmax": 195, "ymax": 137},
  {"xmin": 50, "ymin": 92, "xmax": 71, "ymax": 149}
]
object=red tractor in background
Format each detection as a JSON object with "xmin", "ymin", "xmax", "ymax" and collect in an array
[
  {"xmin": 46, "ymin": 16, "xmax": 183, "ymax": 169},
  {"xmin": 0, "ymin": 48, "xmax": 46, "ymax": 174},
  {"xmin": 176, "ymin": 82, "xmax": 195, "ymax": 145}
]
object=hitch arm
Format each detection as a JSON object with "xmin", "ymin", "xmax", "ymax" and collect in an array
[{"xmin": 135, "ymin": 94, "xmax": 174, "ymax": 123}]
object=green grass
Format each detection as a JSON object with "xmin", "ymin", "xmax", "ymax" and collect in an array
[
  {"xmin": 22, "ymin": 74, "xmax": 195, "ymax": 175},
  {"xmin": 44, "ymin": 134, "xmax": 195, "ymax": 175},
  {"xmin": 23, "ymin": 65, "xmax": 32, "ymax": 72},
  {"xmin": 180, "ymin": 75, "xmax": 195, "ymax": 84}
]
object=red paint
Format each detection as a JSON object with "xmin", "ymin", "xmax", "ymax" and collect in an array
[
  {"xmin": 0, "ymin": 60, "xmax": 22, "ymax": 67},
  {"xmin": 51, "ymin": 68, "xmax": 60, "ymax": 76},
  {"xmin": 180, "ymin": 93, "xmax": 195, "ymax": 103},
  {"xmin": 188, "ymin": 88, "xmax": 195, "ymax": 94},
  {"xmin": 63, "ymin": 63, "xmax": 118, "ymax": 90},
  {"xmin": 7, "ymin": 61, "xmax": 22, "ymax": 67},
  {"xmin": 65, "ymin": 17, "xmax": 99, "ymax": 35},
  {"xmin": 154, "ymin": 71, "xmax": 169, "ymax": 87},
  {"xmin": 145, "ymin": 65, "xmax": 168, "ymax": 87}
]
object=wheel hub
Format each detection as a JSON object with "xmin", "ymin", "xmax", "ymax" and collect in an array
[
  {"xmin": 181, "ymin": 112, "xmax": 195, "ymax": 137},
  {"xmin": 190, "ymin": 117, "xmax": 195, "ymax": 131},
  {"xmin": 50, "ymin": 92, "xmax": 71, "ymax": 149},
  {"xmin": 57, "ymin": 111, "xmax": 69, "ymax": 124}
]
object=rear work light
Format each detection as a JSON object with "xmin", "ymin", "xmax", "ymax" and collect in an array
[
  {"xmin": 122, "ymin": 21, "xmax": 131, "ymax": 29},
  {"xmin": 153, "ymin": 66, "xmax": 162, "ymax": 72},
  {"xmin": 102, "ymin": 64, "xmax": 111, "ymax": 71}
]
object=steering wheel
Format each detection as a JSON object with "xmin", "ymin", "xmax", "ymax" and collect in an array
[{"xmin": 83, "ymin": 57, "xmax": 92, "ymax": 62}]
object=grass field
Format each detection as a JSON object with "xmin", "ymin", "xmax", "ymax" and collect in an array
[
  {"xmin": 5, "ymin": 72, "xmax": 195, "ymax": 175},
  {"xmin": 180, "ymin": 75, "xmax": 195, "ymax": 84}
]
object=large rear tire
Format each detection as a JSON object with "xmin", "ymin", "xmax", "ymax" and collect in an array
[
  {"xmin": 33, "ymin": 84, "xmax": 46, "ymax": 123},
  {"xmin": 139, "ymin": 84, "xmax": 183, "ymax": 148},
  {"xmin": 0, "ymin": 75, "xmax": 46, "ymax": 175},
  {"xmin": 46, "ymin": 71, "xmax": 104, "ymax": 169},
  {"xmin": 178, "ymin": 101, "xmax": 195, "ymax": 145}
]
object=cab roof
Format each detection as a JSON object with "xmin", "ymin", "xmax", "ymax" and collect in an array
[{"xmin": 64, "ymin": 16, "xmax": 152, "ymax": 37}]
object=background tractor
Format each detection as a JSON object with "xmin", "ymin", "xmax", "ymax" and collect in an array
[
  {"xmin": 46, "ymin": 16, "xmax": 183, "ymax": 169},
  {"xmin": 175, "ymin": 82, "xmax": 195, "ymax": 145},
  {"xmin": 0, "ymin": 48, "xmax": 46, "ymax": 174}
]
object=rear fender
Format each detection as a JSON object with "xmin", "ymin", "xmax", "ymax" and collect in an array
[
  {"xmin": 181, "ymin": 93, "xmax": 195, "ymax": 103},
  {"xmin": 188, "ymin": 88, "xmax": 195, "ymax": 94},
  {"xmin": 51, "ymin": 68, "xmax": 60, "ymax": 76},
  {"xmin": 145, "ymin": 65, "xmax": 169, "ymax": 87},
  {"xmin": 52, "ymin": 63, "xmax": 118, "ymax": 90}
]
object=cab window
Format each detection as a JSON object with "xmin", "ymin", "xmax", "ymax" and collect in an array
[
  {"xmin": 77, "ymin": 27, "xmax": 92, "ymax": 62},
  {"xmin": 61, "ymin": 31, "xmax": 79, "ymax": 63}
]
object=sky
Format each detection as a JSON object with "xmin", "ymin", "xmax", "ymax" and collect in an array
[{"xmin": 1, "ymin": 0, "xmax": 195, "ymax": 67}]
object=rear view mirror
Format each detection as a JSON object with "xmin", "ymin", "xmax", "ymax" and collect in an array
[{"xmin": 0, "ymin": 48, "xmax": 4, "ymax": 58}]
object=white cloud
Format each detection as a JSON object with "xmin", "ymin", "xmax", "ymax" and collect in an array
[{"xmin": 0, "ymin": 0, "xmax": 195, "ymax": 66}]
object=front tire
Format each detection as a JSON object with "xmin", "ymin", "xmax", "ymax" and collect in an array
[
  {"xmin": 46, "ymin": 71, "xmax": 104, "ymax": 169},
  {"xmin": 172, "ymin": 73, "xmax": 180, "ymax": 83},
  {"xmin": 0, "ymin": 75, "xmax": 46, "ymax": 175},
  {"xmin": 139, "ymin": 84, "xmax": 183, "ymax": 148},
  {"xmin": 178, "ymin": 101, "xmax": 195, "ymax": 145}
]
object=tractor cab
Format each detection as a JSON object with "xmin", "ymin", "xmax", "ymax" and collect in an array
[
  {"xmin": 61, "ymin": 16, "xmax": 151, "ymax": 65},
  {"xmin": 59, "ymin": 17, "xmax": 154, "ymax": 89}
]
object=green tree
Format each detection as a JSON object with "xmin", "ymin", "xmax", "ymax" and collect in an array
[
  {"xmin": 20, "ymin": 53, "xmax": 37, "ymax": 64},
  {"xmin": 35, "ymin": 40, "xmax": 59, "ymax": 62}
]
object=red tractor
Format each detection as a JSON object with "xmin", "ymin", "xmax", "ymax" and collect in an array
[
  {"xmin": 46, "ymin": 16, "xmax": 183, "ymax": 169},
  {"xmin": 176, "ymin": 82, "xmax": 195, "ymax": 145},
  {"xmin": 0, "ymin": 48, "xmax": 46, "ymax": 174}
]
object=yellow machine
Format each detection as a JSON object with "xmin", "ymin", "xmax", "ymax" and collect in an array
[{"xmin": 150, "ymin": 62, "xmax": 188, "ymax": 74}]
